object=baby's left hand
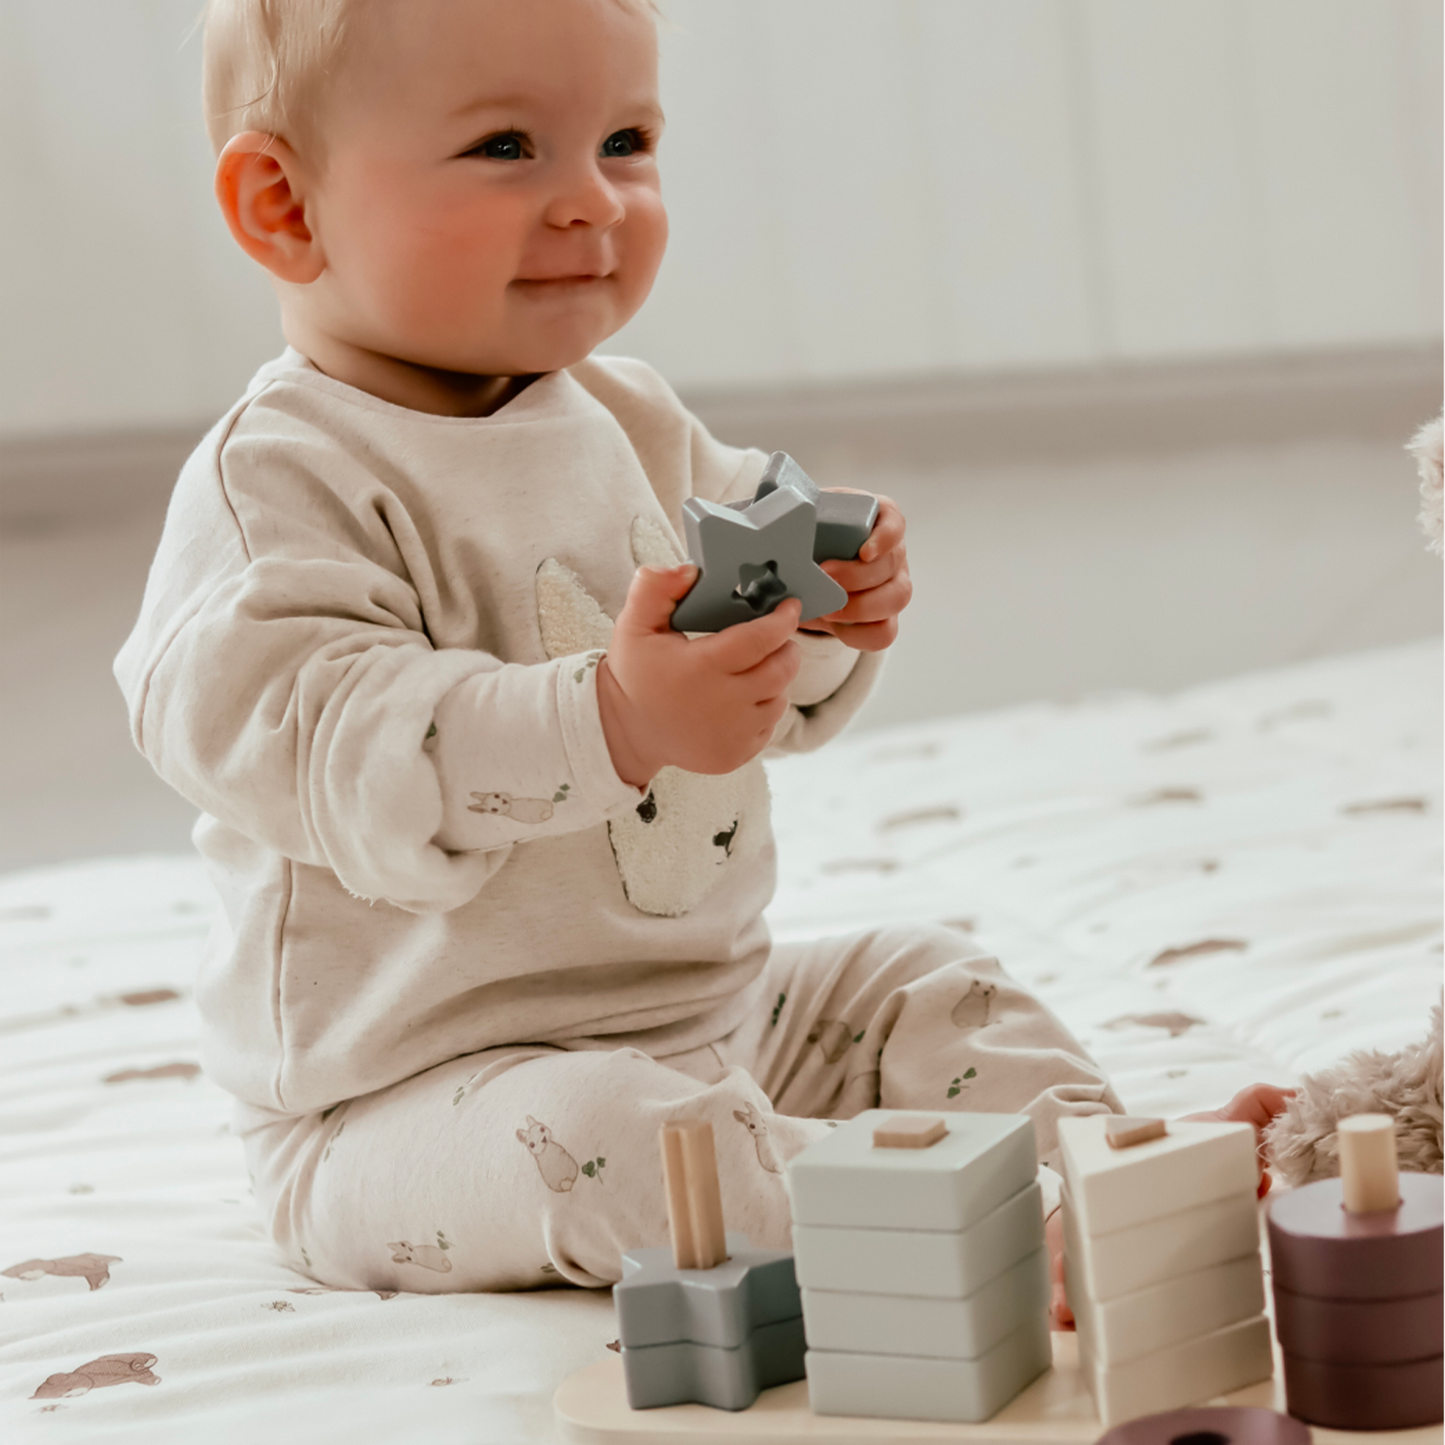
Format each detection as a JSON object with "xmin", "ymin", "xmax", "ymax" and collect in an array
[
  {"xmin": 801, "ymin": 492, "xmax": 912, "ymax": 651},
  {"xmin": 1184, "ymin": 1082, "xmax": 1296, "ymax": 1198}
]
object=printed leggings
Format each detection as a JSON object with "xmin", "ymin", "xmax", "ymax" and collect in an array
[{"xmin": 236, "ymin": 925, "xmax": 1119, "ymax": 1292}]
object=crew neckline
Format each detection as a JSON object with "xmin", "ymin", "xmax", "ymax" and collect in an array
[{"xmin": 262, "ymin": 347, "xmax": 573, "ymax": 427}]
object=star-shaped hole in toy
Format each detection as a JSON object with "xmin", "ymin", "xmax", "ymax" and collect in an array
[{"xmin": 732, "ymin": 560, "xmax": 790, "ymax": 615}]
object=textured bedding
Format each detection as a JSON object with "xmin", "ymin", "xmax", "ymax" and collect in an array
[{"xmin": 1, "ymin": 640, "xmax": 1439, "ymax": 1443}]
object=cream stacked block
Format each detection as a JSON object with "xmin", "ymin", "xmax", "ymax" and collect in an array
[
  {"xmin": 787, "ymin": 1111, "xmax": 1051, "ymax": 1424},
  {"xmin": 1058, "ymin": 1117, "xmax": 1273, "ymax": 1426}
]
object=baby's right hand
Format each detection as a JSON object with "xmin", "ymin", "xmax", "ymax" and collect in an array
[{"xmin": 597, "ymin": 564, "xmax": 802, "ymax": 787}]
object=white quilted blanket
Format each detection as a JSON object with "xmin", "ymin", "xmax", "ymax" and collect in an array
[{"xmin": 1, "ymin": 641, "xmax": 1439, "ymax": 1443}]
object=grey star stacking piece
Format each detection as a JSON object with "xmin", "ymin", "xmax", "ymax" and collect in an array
[
  {"xmin": 615, "ymin": 1232, "xmax": 806, "ymax": 1410},
  {"xmin": 670, "ymin": 451, "xmax": 877, "ymax": 633},
  {"xmin": 741, "ymin": 451, "xmax": 879, "ymax": 566},
  {"xmin": 613, "ymin": 1120, "xmax": 806, "ymax": 1411},
  {"xmin": 616, "ymin": 1234, "xmax": 803, "ymax": 1349}
]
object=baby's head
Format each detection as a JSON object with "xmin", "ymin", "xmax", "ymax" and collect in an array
[{"xmin": 204, "ymin": 0, "xmax": 667, "ymax": 404}]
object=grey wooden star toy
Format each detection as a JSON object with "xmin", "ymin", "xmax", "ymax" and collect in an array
[
  {"xmin": 670, "ymin": 452, "xmax": 879, "ymax": 633},
  {"xmin": 613, "ymin": 1119, "xmax": 806, "ymax": 1410},
  {"xmin": 615, "ymin": 1234, "xmax": 806, "ymax": 1410}
]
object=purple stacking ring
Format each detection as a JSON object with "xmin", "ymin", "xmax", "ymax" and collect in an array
[{"xmin": 1095, "ymin": 1405, "xmax": 1310, "ymax": 1445}]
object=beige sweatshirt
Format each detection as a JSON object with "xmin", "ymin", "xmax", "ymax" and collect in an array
[{"xmin": 115, "ymin": 351, "xmax": 881, "ymax": 1114}]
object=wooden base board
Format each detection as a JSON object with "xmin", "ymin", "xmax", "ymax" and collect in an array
[{"xmin": 554, "ymin": 1332, "xmax": 1444, "ymax": 1445}]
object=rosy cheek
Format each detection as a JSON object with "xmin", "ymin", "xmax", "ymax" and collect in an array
[
  {"xmin": 619, "ymin": 188, "xmax": 668, "ymax": 287},
  {"xmin": 381, "ymin": 192, "xmax": 530, "ymax": 326}
]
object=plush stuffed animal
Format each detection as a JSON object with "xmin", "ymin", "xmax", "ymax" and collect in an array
[
  {"xmin": 1264, "ymin": 416, "xmax": 1444, "ymax": 1185},
  {"xmin": 1408, "ymin": 413, "xmax": 1443, "ymax": 555},
  {"xmin": 1266, "ymin": 1002, "xmax": 1442, "ymax": 1184}
]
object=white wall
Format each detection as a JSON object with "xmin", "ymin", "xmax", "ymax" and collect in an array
[{"xmin": 0, "ymin": 0, "xmax": 1439, "ymax": 439}]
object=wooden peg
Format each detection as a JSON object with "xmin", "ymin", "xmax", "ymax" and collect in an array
[
  {"xmin": 1105, "ymin": 1116, "xmax": 1167, "ymax": 1150},
  {"xmin": 660, "ymin": 1119, "xmax": 729, "ymax": 1269},
  {"xmin": 872, "ymin": 1114, "xmax": 948, "ymax": 1149},
  {"xmin": 1338, "ymin": 1113, "xmax": 1400, "ymax": 1213}
]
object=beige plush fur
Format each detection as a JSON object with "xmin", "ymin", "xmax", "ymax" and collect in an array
[
  {"xmin": 1263, "ymin": 418, "xmax": 1443, "ymax": 1184},
  {"xmin": 1266, "ymin": 1003, "xmax": 1443, "ymax": 1184},
  {"xmin": 1407, "ymin": 414, "xmax": 1443, "ymax": 556}
]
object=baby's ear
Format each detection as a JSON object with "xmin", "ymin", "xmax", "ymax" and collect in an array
[{"xmin": 214, "ymin": 131, "xmax": 325, "ymax": 284}]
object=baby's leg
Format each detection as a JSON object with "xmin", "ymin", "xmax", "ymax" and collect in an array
[
  {"xmin": 236, "ymin": 1043, "xmax": 826, "ymax": 1293},
  {"xmin": 716, "ymin": 923, "xmax": 1121, "ymax": 1173}
]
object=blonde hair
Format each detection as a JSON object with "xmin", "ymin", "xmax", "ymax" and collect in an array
[
  {"xmin": 202, "ymin": 0, "xmax": 662, "ymax": 161},
  {"xmin": 201, "ymin": 0, "xmax": 360, "ymax": 159}
]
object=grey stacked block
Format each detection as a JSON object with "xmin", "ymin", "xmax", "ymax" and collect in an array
[
  {"xmin": 613, "ymin": 1232, "xmax": 806, "ymax": 1410},
  {"xmin": 671, "ymin": 451, "xmax": 878, "ymax": 633},
  {"xmin": 787, "ymin": 1111, "xmax": 1051, "ymax": 1423}
]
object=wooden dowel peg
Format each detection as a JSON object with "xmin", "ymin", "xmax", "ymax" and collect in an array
[
  {"xmin": 661, "ymin": 1124, "xmax": 699, "ymax": 1268},
  {"xmin": 660, "ymin": 1119, "xmax": 729, "ymax": 1270},
  {"xmin": 1338, "ymin": 1113, "xmax": 1400, "ymax": 1214}
]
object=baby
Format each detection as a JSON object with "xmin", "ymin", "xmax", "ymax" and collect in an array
[{"xmin": 116, "ymin": 0, "xmax": 1285, "ymax": 1308}]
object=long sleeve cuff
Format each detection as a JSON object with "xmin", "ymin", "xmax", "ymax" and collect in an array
[
  {"xmin": 789, "ymin": 631, "xmax": 861, "ymax": 708},
  {"xmin": 431, "ymin": 650, "xmax": 641, "ymax": 854}
]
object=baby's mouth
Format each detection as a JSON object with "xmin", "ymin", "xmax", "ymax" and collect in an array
[{"xmin": 513, "ymin": 273, "xmax": 611, "ymax": 291}]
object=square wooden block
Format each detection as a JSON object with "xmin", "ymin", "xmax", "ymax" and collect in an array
[
  {"xmin": 787, "ymin": 1111, "xmax": 1037, "ymax": 1233},
  {"xmin": 805, "ymin": 1311, "xmax": 1052, "ymax": 1423},
  {"xmin": 793, "ymin": 1180, "xmax": 1044, "ymax": 1298},
  {"xmin": 800, "ymin": 1245, "xmax": 1048, "ymax": 1361}
]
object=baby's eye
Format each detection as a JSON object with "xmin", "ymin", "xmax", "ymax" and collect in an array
[
  {"xmin": 600, "ymin": 129, "xmax": 646, "ymax": 158},
  {"xmin": 465, "ymin": 131, "xmax": 531, "ymax": 161}
]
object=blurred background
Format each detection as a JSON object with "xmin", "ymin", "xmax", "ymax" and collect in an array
[{"xmin": 0, "ymin": 0, "xmax": 1440, "ymax": 871}]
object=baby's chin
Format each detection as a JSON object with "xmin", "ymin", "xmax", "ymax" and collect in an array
[{"xmin": 412, "ymin": 317, "xmax": 627, "ymax": 380}]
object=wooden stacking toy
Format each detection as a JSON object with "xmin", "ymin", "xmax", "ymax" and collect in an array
[
  {"xmin": 671, "ymin": 451, "xmax": 878, "ymax": 633},
  {"xmin": 612, "ymin": 1119, "xmax": 806, "ymax": 1410},
  {"xmin": 1059, "ymin": 1115, "xmax": 1272, "ymax": 1425},
  {"xmin": 787, "ymin": 1111, "xmax": 1051, "ymax": 1423},
  {"xmin": 1267, "ymin": 1112, "xmax": 1443, "ymax": 1430}
]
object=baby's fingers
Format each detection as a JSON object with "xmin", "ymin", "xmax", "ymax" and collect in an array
[
  {"xmin": 855, "ymin": 494, "xmax": 905, "ymax": 564},
  {"xmin": 821, "ymin": 544, "xmax": 900, "ymax": 596},
  {"xmin": 616, "ymin": 564, "xmax": 698, "ymax": 638},
  {"xmin": 705, "ymin": 598, "xmax": 802, "ymax": 674},
  {"xmin": 819, "ymin": 571, "xmax": 913, "ymax": 627},
  {"xmin": 734, "ymin": 636, "xmax": 801, "ymax": 699}
]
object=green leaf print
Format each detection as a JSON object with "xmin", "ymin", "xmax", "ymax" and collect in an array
[
  {"xmin": 301, "ymin": 1247, "xmax": 313, "ymax": 1270},
  {"xmin": 322, "ymin": 1120, "xmax": 345, "ymax": 1162},
  {"xmin": 436, "ymin": 1231, "xmax": 452, "ymax": 1252},
  {"xmin": 853, "ymin": 1031, "xmax": 865, "ymax": 1044},
  {"xmin": 452, "ymin": 1084, "xmax": 466, "ymax": 1106},
  {"xmin": 770, "ymin": 992, "xmax": 786, "ymax": 1027},
  {"xmin": 581, "ymin": 1157, "xmax": 607, "ymax": 1184},
  {"xmin": 946, "ymin": 1067, "xmax": 978, "ymax": 1099},
  {"xmin": 426, "ymin": 723, "xmax": 437, "ymax": 740},
  {"xmin": 552, "ymin": 783, "xmax": 572, "ymax": 803},
  {"xmin": 573, "ymin": 654, "xmax": 602, "ymax": 684}
]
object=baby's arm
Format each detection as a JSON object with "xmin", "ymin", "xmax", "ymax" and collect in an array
[{"xmin": 115, "ymin": 435, "xmax": 641, "ymax": 913}]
